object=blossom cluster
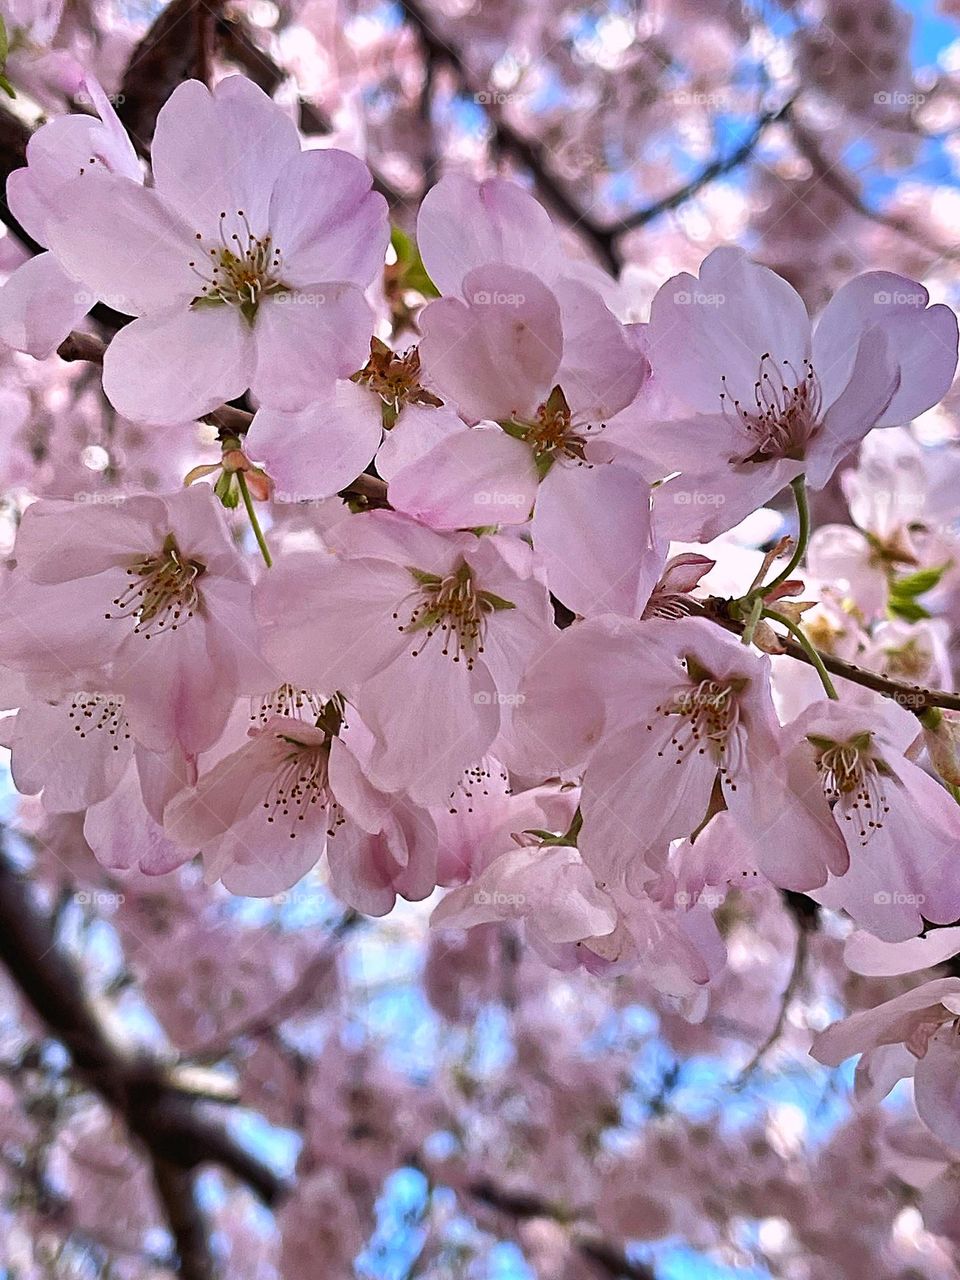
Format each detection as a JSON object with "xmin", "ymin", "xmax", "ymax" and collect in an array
[{"xmin": 4, "ymin": 64, "xmax": 960, "ymax": 1210}]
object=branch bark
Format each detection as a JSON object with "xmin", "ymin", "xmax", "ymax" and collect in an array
[{"xmin": 0, "ymin": 838, "xmax": 287, "ymax": 1279}]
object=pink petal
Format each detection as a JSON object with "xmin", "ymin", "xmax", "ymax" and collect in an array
[
  {"xmin": 246, "ymin": 379, "xmax": 383, "ymax": 502},
  {"xmin": 102, "ymin": 304, "xmax": 253, "ymax": 425},
  {"xmin": 0, "ymin": 252, "xmax": 92, "ymax": 357},
  {"xmin": 251, "ymin": 285, "xmax": 373, "ymax": 409},
  {"xmin": 813, "ymin": 271, "xmax": 958, "ymax": 424},
  {"xmin": 45, "ymin": 172, "xmax": 198, "ymax": 315},
  {"xmin": 532, "ymin": 461, "xmax": 663, "ymax": 616},
  {"xmin": 914, "ymin": 1027, "xmax": 960, "ymax": 1153},
  {"xmin": 416, "ymin": 173, "xmax": 561, "ymax": 296},
  {"xmin": 417, "ymin": 265, "xmax": 562, "ymax": 422},
  {"xmin": 151, "ymin": 76, "xmax": 301, "ymax": 233},
  {"xmin": 268, "ymin": 148, "xmax": 389, "ymax": 288},
  {"xmin": 553, "ymin": 277, "xmax": 647, "ymax": 418},
  {"xmin": 647, "ymin": 247, "xmax": 811, "ymax": 415},
  {"xmin": 388, "ymin": 426, "xmax": 538, "ymax": 529}
]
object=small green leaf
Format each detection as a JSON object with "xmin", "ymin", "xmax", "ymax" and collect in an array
[
  {"xmin": 0, "ymin": 16, "xmax": 9, "ymax": 66},
  {"xmin": 888, "ymin": 596, "xmax": 930, "ymax": 623},
  {"xmin": 891, "ymin": 563, "xmax": 949, "ymax": 599},
  {"xmin": 390, "ymin": 226, "xmax": 440, "ymax": 299}
]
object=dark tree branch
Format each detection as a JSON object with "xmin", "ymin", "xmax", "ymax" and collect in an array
[
  {"xmin": 614, "ymin": 97, "xmax": 795, "ymax": 235},
  {"xmin": 0, "ymin": 840, "xmax": 289, "ymax": 1232},
  {"xmin": 152, "ymin": 1159, "xmax": 219, "ymax": 1280},
  {"xmin": 398, "ymin": 0, "xmax": 792, "ymax": 273},
  {"xmin": 466, "ymin": 1177, "xmax": 656, "ymax": 1280},
  {"xmin": 397, "ymin": 0, "xmax": 622, "ymax": 273},
  {"xmin": 788, "ymin": 117, "xmax": 960, "ymax": 266},
  {"xmin": 117, "ymin": 0, "xmax": 228, "ymax": 155}
]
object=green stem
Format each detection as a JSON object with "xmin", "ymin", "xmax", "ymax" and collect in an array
[
  {"xmin": 237, "ymin": 471, "xmax": 272, "ymax": 568},
  {"xmin": 763, "ymin": 608, "xmax": 838, "ymax": 700},
  {"xmin": 761, "ymin": 474, "xmax": 809, "ymax": 596},
  {"xmin": 740, "ymin": 594, "xmax": 763, "ymax": 647}
]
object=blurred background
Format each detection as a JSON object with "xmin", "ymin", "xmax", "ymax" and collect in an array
[{"xmin": 1, "ymin": 1, "xmax": 960, "ymax": 1277}]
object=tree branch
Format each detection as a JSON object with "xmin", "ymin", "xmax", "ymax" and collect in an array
[
  {"xmin": 0, "ymin": 839, "xmax": 288, "ymax": 1232},
  {"xmin": 397, "ymin": 0, "xmax": 622, "ymax": 272},
  {"xmin": 692, "ymin": 598, "xmax": 960, "ymax": 713},
  {"xmin": 55, "ymin": 329, "xmax": 392, "ymax": 508}
]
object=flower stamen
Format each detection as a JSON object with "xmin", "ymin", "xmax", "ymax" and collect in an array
[{"xmin": 107, "ymin": 534, "xmax": 205, "ymax": 638}]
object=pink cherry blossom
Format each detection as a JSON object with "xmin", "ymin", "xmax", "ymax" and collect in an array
[
  {"xmin": 165, "ymin": 704, "xmax": 438, "ymax": 907},
  {"xmin": 409, "ymin": 262, "xmax": 659, "ymax": 614},
  {"xmin": 0, "ymin": 75, "xmax": 140, "ymax": 357},
  {"xmin": 255, "ymin": 509, "xmax": 556, "ymax": 803},
  {"xmin": 644, "ymin": 249, "xmax": 958, "ymax": 539},
  {"xmin": 0, "ymin": 486, "xmax": 267, "ymax": 756},
  {"xmin": 812, "ymin": 978, "xmax": 960, "ymax": 1138},
  {"xmin": 44, "ymin": 75, "xmax": 389, "ymax": 424},
  {"xmin": 784, "ymin": 698, "xmax": 960, "ymax": 940}
]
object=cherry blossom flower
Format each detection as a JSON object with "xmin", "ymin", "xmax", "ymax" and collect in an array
[
  {"xmin": 515, "ymin": 616, "xmax": 847, "ymax": 892},
  {"xmin": 812, "ymin": 978, "xmax": 960, "ymax": 1149},
  {"xmin": 0, "ymin": 486, "xmax": 267, "ymax": 756},
  {"xmin": 430, "ymin": 839, "xmax": 619, "ymax": 959},
  {"xmin": 165, "ymin": 704, "xmax": 438, "ymax": 905},
  {"xmin": 255, "ymin": 510, "xmax": 556, "ymax": 803},
  {"xmin": 0, "ymin": 74, "xmax": 141, "ymax": 357},
  {"xmin": 407, "ymin": 263, "xmax": 659, "ymax": 615},
  {"xmin": 245, "ymin": 339, "xmax": 465, "ymax": 504},
  {"xmin": 807, "ymin": 428, "xmax": 958, "ymax": 620},
  {"xmin": 44, "ymin": 75, "xmax": 389, "ymax": 424},
  {"xmin": 784, "ymin": 699, "xmax": 960, "ymax": 940},
  {"xmin": 644, "ymin": 250, "xmax": 958, "ymax": 539}
]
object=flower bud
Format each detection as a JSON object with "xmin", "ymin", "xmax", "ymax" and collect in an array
[{"xmin": 919, "ymin": 706, "xmax": 960, "ymax": 787}]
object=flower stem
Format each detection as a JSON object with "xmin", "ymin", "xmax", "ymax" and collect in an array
[
  {"xmin": 763, "ymin": 608, "xmax": 838, "ymax": 700},
  {"xmin": 762, "ymin": 474, "xmax": 809, "ymax": 596},
  {"xmin": 237, "ymin": 470, "xmax": 272, "ymax": 568}
]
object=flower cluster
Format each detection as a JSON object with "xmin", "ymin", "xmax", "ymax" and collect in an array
[{"xmin": 4, "ymin": 66, "xmax": 960, "ymax": 1202}]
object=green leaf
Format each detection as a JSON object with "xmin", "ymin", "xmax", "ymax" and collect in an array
[
  {"xmin": 891, "ymin": 563, "xmax": 949, "ymax": 599},
  {"xmin": 888, "ymin": 596, "xmax": 930, "ymax": 623},
  {"xmin": 0, "ymin": 16, "xmax": 8, "ymax": 66},
  {"xmin": 0, "ymin": 74, "xmax": 14, "ymax": 100},
  {"xmin": 390, "ymin": 226, "xmax": 440, "ymax": 299}
]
